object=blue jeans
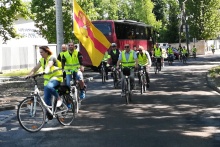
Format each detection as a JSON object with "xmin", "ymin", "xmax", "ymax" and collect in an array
[
  {"xmin": 44, "ymin": 80, "xmax": 60, "ymax": 106},
  {"xmin": 66, "ymin": 71, "xmax": 83, "ymax": 87}
]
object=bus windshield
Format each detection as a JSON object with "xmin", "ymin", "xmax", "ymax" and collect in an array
[{"xmin": 93, "ymin": 22, "xmax": 112, "ymax": 36}]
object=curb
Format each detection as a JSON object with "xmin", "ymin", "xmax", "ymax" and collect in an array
[
  {"xmin": 0, "ymin": 74, "xmax": 100, "ymax": 112},
  {"xmin": 206, "ymin": 72, "xmax": 220, "ymax": 93}
]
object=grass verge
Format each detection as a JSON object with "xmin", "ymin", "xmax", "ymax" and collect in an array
[
  {"xmin": 0, "ymin": 69, "xmax": 31, "ymax": 77},
  {"xmin": 208, "ymin": 66, "xmax": 220, "ymax": 78}
]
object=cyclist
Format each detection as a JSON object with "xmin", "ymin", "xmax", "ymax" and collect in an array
[
  {"xmin": 178, "ymin": 45, "xmax": 183, "ymax": 61},
  {"xmin": 167, "ymin": 45, "xmax": 174, "ymax": 63},
  {"xmin": 100, "ymin": 50, "xmax": 110, "ymax": 80},
  {"xmin": 57, "ymin": 44, "xmax": 67, "ymax": 62},
  {"xmin": 26, "ymin": 46, "xmax": 63, "ymax": 119},
  {"xmin": 108, "ymin": 43, "xmax": 121, "ymax": 80},
  {"xmin": 192, "ymin": 45, "xmax": 197, "ymax": 58},
  {"xmin": 182, "ymin": 46, "xmax": 188, "ymax": 60},
  {"xmin": 61, "ymin": 42, "xmax": 86, "ymax": 100},
  {"xmin": 137, "ymin": 46, "xmax": 152, "ymax": 88},
  {"xmin": 153, "ymin": 44, "xmax": 162, "ymax": 70},
  {"xmin": 116, "ymin": 44, "xmax": 138, "ymax": 96}
]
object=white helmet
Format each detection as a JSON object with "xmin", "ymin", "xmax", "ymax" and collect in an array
[{"xmin": 111, "ymin": 43, "xmax": 117, "ymax": 47}]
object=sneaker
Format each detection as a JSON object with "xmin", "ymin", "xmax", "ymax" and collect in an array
[
  {"xmin": 56, "ymin": 98, "xmax": 63, "ymax": 107},
  {"xmin": 67, "ymin": 103, "xmax": 71, "ymax": 109},
  {"xmin": 80, "ymin": 90, "xmax": 85, "ymax": 99}
]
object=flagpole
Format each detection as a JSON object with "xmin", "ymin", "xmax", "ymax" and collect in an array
[
  {"xmin": 71, "ymin": 0, "xmax": 74, "ymax": 41},
  {"xmin": 55, "ymin": 0, "xmax": 64, "ymax": 54}
]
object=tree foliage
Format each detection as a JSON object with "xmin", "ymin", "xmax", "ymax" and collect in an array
[{"xmin": 0, "ymin": 0, "xmax": 30, "ymax": 43}]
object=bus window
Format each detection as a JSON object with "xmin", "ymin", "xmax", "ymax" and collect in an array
[{"xmin": 93, "ymin": 23, "xmax": 112, "ymax": 36}]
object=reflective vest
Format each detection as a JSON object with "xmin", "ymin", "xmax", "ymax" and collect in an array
[
  {"xmin": 63, "ymin": 50, "xmax": 80, "ymax": 75},
  {"xmin": 192, "ymin": 47, "xmax": 197, "ymax": 53},
  {"xmin": 167, "ymin": 48, "xmax": 173, "ymax": 54},
  {"xmin": 182, "ymin": 49, "xmax": 187, "ymax": 54},
  {"xmin": 102, "ymin": 52, "xmax": 110, "ymax": 61},
  {"xmin": 137, "ymin": 53, "xmax": 148, "ymax": 66},
  {"xmin": 154, "ymin": 48, "xmax": 161, "ymax": 57},
  {"xmin": 40, "ymin": 56, "xmax": 63, "ymax": 86},
  {"xmin": 121, "ymin": 50, "xmax": 135, "ymax": 67}
]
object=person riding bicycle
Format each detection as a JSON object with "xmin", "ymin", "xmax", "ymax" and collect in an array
[
  {"xmin": 192, "ymin": 45, "xmax": 197, "ymax": 58},
  {"xmin": 26, "ymin": 46, "xmax": 63, "ymax": 119},
  {"xmin": 182, "ymin": 46, "xmax": 188, "ymax": 59},
  {"xmin": 153, "ymin": 44, "xmax": 162, "ymax": 70},
  {"xmin": 167, "ymin": 45, "xmax": 174, "ymax": 62},
  {"xmin": 61, "ymin": 42, "xmax": 86, "ymax": 100},
  {"xmin": 108, "ymin": 43, "xmax": 121, "ymax": 80},
  {"xmin": 178, "ymin": 45, "xmax": 183, "ymax": 60},
  {"xmin": 57, "ymin": 44, "xmax": 68, "ymax": 62},
  {"xmin": 137, "ymin": 46, "xmax": 152, "ymax": 88},
  {"xmin": 100, "ymin": 50, "xmax": 110, "ymax": 80},
  {"xmin": 116, "ymin": 44, "xmax": 138, "ymax": 96}
]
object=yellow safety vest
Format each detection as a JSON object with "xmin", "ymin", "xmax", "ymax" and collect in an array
[
  {"xmin": 182, "ymin": 49, "xmax": 187, "ymax": 54},
  {"xmin": 102, "ymin": 52, "xmax": 110, "ymax": 61},
  {"xmin": 40, "ymin": 56, "xmax": 63, "ymax": 86},
  {"xmin": 121, "ymin": 50, "xmax": 135, "ymax": 67},
  {"xmin": 167, "ymin": 48, "xmax": 173, "ymax": 54},
  {"xmin": 192, "ymin": 47, "xmax": 197, "ymax": 53},
  {"xmin": 154, "ymin": 48, "xmax": 161, "ymax": 57},
  {"xmin": 137, "ymin": 53, "xmax": 148, "ymax": 66},
  {"xmin": 63, "ymin": 50, "xmax": 80, "ymax": 75}
]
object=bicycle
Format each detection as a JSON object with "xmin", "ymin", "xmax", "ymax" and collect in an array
[
  {"xmin": 100, "ymin": 61, "xmax": 107, "ymax": 83},
  {"xmin": 66, "ymin": 69, "xmax": 84, "ymax": 114},
  {"xmin": 168, "ymin": 54, "xmax": 173, "ymax": 65},
  {"xmin": 193, "ymin": 52, "xmax": 196, "ymax": 60},
  {"xmin": 112, "ymin": 65, "xmax": 121, "ymax": 89},
  {"xmin": 154, "ymin": 57, "xmax": 161, "ymax": 74},
  {"xmin": 182, "ymin": 54, "xmax": 187, "ymax": 64},
  {"xmin": 17, "ymin": 73, "xmax": 75, "ymax": 132},
  {"xmin": 121, "ymin": 67, "xmax": 133, "ymax": 104},
  {"xmin": 138, "ymin": 65, "xmax": 147, "ymax": 94}
]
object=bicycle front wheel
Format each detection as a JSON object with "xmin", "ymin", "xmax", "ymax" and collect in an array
[
  {"xmin": 17, "ymin": 97, "xmax": 45, "ymax": 133},
  {"xmin": 57, "ymin": 95, "xmax": 75, "ymax": 126}
]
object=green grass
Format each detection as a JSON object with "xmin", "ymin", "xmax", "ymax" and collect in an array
[
  {"xmin": 208, "ymin": 66, "xmax": 220, "ymax": 78},
  {"xmin": 0, "ymin": 69, "xmax": 31, "ymax": 77}
]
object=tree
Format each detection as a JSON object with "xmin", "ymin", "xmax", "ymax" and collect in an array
[
  {"xmin": 0, "ymin": 0, "xmax": 30, "ymax": 43},
  {"xmin": 186, "ymin": 0, "xmax": 220, "ymax": 40},
  {"xmin": 31, "ymin": 0, "xmax": 100, "ymax": 43}
]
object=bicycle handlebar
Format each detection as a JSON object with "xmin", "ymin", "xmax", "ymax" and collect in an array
[{"xmin": 25, "ymin": 72, "xmax": 45, "ymax": 80}]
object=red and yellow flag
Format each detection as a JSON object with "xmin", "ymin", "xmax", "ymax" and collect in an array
[{"xmin": 73, "ymin": 0, "xmax": 111, "ymax": 66}]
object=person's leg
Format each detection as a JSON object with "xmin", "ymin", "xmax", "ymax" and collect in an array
[
  {"xmin": 103, "ymin": 62, "xmax": 109, "ymax": 80},
  {"xmin": 44, "ymin": 86, "xmax": 52, "ymax": 106},
  {"xmin": 66, "ymin": 74, "xmax": 71, "ymax": 88},
  {"xmin": 130, "ymin": 69, "xmax": 135, "ymax": 90},
  {"xmin": 121, "ymin": 73, "xmax": 125, "ymax": 96},
  {"xmin": 76, "ymin": 71, "xmax": 86, "ymax": 99},
  {"xmin": 45, "ymin": 80, "xmax": 61, "ymax": 107}
]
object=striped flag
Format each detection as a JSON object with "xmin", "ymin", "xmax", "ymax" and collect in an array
[{"xmin": 73, "ymin": 0, "xmax": 111, "ymax": 66}]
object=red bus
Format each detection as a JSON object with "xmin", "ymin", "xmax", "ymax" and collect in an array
[{"xmin": 79, "ymin": 20, "xmax": 155, "ymax": 67}]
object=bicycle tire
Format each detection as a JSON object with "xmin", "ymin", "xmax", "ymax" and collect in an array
[
  {"xmin": 140, "ymin": 76, "xmax": 143, "ymax": 94},
  {"xmin": 125, "ymin": 79, "xmax": 129, "ymax": 104},
  {"xmin": 17, "ymin": 97, "xmax": 45, "ymax": 133},
  {"xmin": 154, "ymin": 62, "xmax": 157, "ymax": 74},
  {"xmin": 101, "ymin": 69, "xmax": 104, "ymax": 83},
  {"xmin": 57, "ymin": 95, "xmax": 75, "ymax": 126},
  {"xmin": 113, "ymin": 71, "xmax": 118, "ymax": 89},
  {"xmin": 143, "ymin": 76, "xmax": 147, "ymax": 92}
]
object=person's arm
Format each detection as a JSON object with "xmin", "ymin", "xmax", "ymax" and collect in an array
[
  {"xmin": 44, "ymin": 57, "xmax": 56, "ymax": 74},
  {"xmin": 77, "ymin": 52, "xmax": 85, "ymax": 72},
  {"xmin": 27, "ymin": 62, "xmax": 41, "ymax": 77},
  {"xmin": 146, "ymin": 52, "xmax": 152, "ymax": 67},
  {"xmin": 133, "ymin": 51, "xmax": 138, "ymax": 68},
  {"xmin": 116, "ymin": 53, "xmax": 122, "ymax": 68},
  {"xmin": 57, "ymin": 53, "xmax": 61, "ymax": 62}
]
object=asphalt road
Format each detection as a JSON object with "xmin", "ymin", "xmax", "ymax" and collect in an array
[{"xmin": 1, "ymin": 53, "xmax": 220, "ymax": 147}]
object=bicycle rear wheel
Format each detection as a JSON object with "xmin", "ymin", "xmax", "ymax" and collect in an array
[
  {"xmin": 57, "ymin": 95, "xmax": 75, "ymax": 126},
  {"xmin": 140, "ymin": 75, "xmax": 144, "ymax": 94},
  {"xmin": 17, "ymin": 97, "xmax": 45, "ymax": 132}
]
